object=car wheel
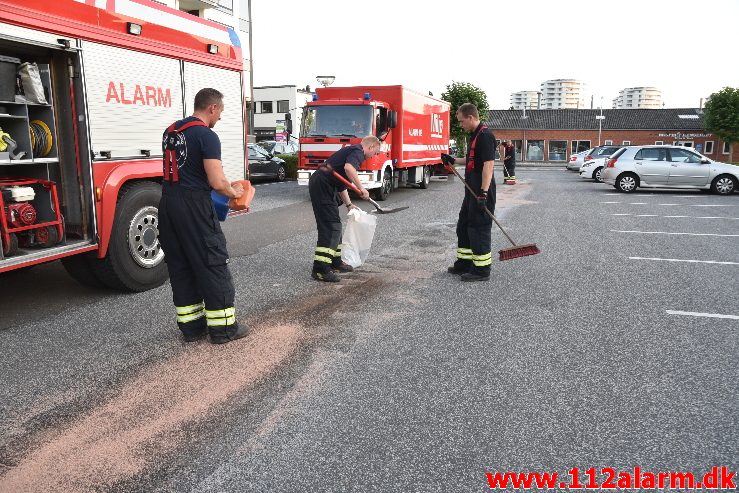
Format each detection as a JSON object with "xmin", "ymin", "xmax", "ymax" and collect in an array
[
  {"xmin": 615, "ymin": 173, "xmax": 638, "ymax": 193},
  {"xmin": 374, "ymin": 168, "xmax": 392, "ymax": 201},
  {"xmin": 419, "ymin": 166, "xmax": 431, "ymax": 189},
  {"xmin": 711, "ymin": 174, "xmax": 737, "ymax": 195},
  {"xmin": 89, "ymin": 181, "xmax": 168, "ymax": 292},
  {"xmin": 276, "ymin": 164, "xmax": 286, "ymax": 182},
  {"xmin": 593, "ymin": 167, "xmax": 604, "ymax": 183}
]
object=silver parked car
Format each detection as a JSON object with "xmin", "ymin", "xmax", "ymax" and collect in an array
[
  {"xmin": 601, "ymin": 145, "xmax": 738, "ymax": 195},
  {"xmin": 567, "ymin": 149, "xmax": 592, "ymax": 170}
]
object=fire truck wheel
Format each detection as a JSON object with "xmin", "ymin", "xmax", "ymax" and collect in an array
[
  {"xmin": 61, "ymin": 254, "xmax": 106, "ymax": 288},
  {"xmin": 4, "ymin": 233, "xmax": 19, "ymax": 256},
  {"xmin": 91, "ymin": 181, "xmax": 168, "ymax": 292},
  {"xmin": 374, "ymin": 168, "xmax": 392, "ymax": 201},
  {"xmin": 419, "ymin": 166, "xmax": 431, "ymax": 189}
]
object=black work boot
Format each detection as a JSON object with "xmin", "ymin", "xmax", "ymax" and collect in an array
[
  {"xmin": 332, "ymin": 261, "xmax": 354, "ymax": 273},
  {"xmin": 447, "ymin": 259, "xmax": 471, "ymax": 275},
  {"xmin": 311, "ymin": 269, "xmax": 340, "ymax": 282},
  {"xmin": 210, "ymin": 322, "xmax": 249, "ymax": 345},
  {"xmin": 181, "ymin": 327, "xmax": 207, "ymax": 342},
  {"xmin": 461, "ymin": 272, "xmax": 490, "ymax": 282}
]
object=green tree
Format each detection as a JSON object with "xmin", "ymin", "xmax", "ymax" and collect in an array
[
  {"xmin": 704, "ymin": 87, "xmax": 739, "ymax": 144},
  {"xmin": 441, "ymin": 81, "xmax": 490, "ymax": 154}
]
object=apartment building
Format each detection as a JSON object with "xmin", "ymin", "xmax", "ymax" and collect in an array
[
  {"xmin": 539, "ymin": 79, "xmax": 588, "ymax": 109},
  {"xmin": 510, "ymin": 91, "xmax": 540, "ymax": 110},
  {"xmin": 612, "ymin": 87, "xmax": 663, "ymax": 109}
]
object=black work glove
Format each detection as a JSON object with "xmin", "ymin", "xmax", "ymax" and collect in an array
[
  {"xmin": 476, "ymin": 190, "xmax": 488, "ymax": 211},
  {"xmin": 440, "ymin": 153, "xmax": 456, "ymax": 167}
]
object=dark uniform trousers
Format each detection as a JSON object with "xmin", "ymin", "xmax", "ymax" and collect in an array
[
  {"xmin": 308, "ymin": 168, "xmax": 344, "ymax": 271},
  {"xmin": 454, "ymin": 170, "xmax": 496, "ymax": 276},
  {"xmin": 158, "ymin": 182, "xmax": 240, "ymax": 339},
  {"xmin": 504, "ymin": 157, "xmax": 516, "ymax": 181}
]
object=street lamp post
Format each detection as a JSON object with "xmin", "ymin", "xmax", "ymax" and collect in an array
[{"xmin": 596, "ymin": 96, "xmax": 605, "ymax": 146}]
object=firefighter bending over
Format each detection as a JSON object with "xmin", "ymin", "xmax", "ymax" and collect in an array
[
  {"xmin": 444, "ymin": 103, "xmax": 496, "ymax": 282},
  {"xmin": 309, "ymin": 136, "xmax": 380, "ymax": 282},
  {"xmin": 158, "ymin": 88, "xmax": 248, "ymax": 344}
]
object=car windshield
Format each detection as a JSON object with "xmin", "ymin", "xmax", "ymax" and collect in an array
[
  {"xmin": 260, "ymin": 142, "xmax": 276, "ymax": 152},
  {"xmin": 302, "ymin": 105, "xmax": 374, "ymax": 138},
  {"xmin": 249, "ymin": 144, "xmax": 270, "ymax": 158}
]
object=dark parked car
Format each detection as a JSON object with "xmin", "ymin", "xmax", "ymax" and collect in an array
[
  {"xmin": 259, "ymin": 140, "xmax": 298, "ymax": 156},
  {"xmin": 248, "ymin": 143, "xmax": 286, "ymax": 181}
]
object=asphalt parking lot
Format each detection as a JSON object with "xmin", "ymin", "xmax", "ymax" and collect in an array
[{"xmin": 0, "ymin": 167, "xmax": 736, "ymax": 491}]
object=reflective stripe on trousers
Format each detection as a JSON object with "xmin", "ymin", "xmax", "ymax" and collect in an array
[
  {"xmin": 176, "ymin": 302, "xmax": 205, "ymax": 324},
  {"xmin": 206, "ymin": 307, "xmax": 236, "ymax": 327}
]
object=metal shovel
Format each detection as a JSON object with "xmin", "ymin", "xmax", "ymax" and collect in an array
[{"xmin": 332, "ymin": 171, "xmax": 409, "ymax": 214}]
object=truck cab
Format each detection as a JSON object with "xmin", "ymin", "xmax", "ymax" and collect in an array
[{"xmin": 297, "ymin": 86, "xmax": 450, "ymax": 201}]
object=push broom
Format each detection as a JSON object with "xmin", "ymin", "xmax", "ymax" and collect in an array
[{"xmin": 443, "ymin": 156, "xmax": 540, "ymax": 261}]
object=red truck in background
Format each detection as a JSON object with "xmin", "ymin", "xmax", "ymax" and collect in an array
[{"xmin": 296, "ymin": 85, "xmax": 450, "ymax": 200}]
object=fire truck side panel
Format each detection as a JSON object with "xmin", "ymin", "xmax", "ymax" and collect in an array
[
  {"xmin": 0, "ymin": 21, "xmax": 73, "ymax": 47},
  {"xmin": 182, "ymin": 62, "xmax": 246, "ymax": 182},
  {"xmin": 82, "ymin": 40, "xmax": 185, "ymax": 161},
  {"xmin": 399, "ymin": 89, "xmax": 450, "ymax": 168}
]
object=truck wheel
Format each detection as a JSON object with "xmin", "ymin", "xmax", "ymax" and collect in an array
[
  {"xmin": 374, "ymin": 168, "xmax": 392, "ymax": 201},
  {"xmin": 419, "ymin": 166, "xmax": 431, "ymax": 189},
  {"xmin": 61, "ymin": 253, "xmax": 106, "ymax": 288},
  {"xmin": 3, "ymin": 233, "xmax": 19, "ymax": 256},
  {"xmin": 90, "ymin": 181, "xmax": 168, "ymax": 292}
]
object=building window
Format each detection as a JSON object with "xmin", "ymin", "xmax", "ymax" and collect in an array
[
  {"xmin": 219, "ymin": 0, "xmax": 233, "ymax": 10},
  {"xmin": 572, "ymin": 140, "xmax": 591, "ymax": 153},
  {"xmin": 526, "ymin": 140, "xmax": 544, "ymax": 161},
  {"xmin": 723, "ymin": 142, "xmax": 731, "ymax": 154},
  {"xmin": 623, "ymin": 140, "xmax": 631, "ymax": 145},
  {"xmin": 277, "ymin": 100, "xmax": 289, "ymax": 114},
  {"xmin": 259, "ymin": 101, "xmax": 273, "ymax": 114},
  {"xmin": 704, "ymin": 141, "xmax": 714, "ymax": 154},
  {"xmin": 548, "ymin": 140, "xmax": 567, "ymax": 161},
  {"xmin": 604, "ymin": 140, "xmax": 613, "ymax": 145},
  {"xmin": 654, "ymin": 141, "xmax": 664, "ymax": 145}
]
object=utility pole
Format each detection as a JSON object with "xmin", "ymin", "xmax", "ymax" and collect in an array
[{"xmin": 596, "ymin": 96, "xmax": 605, "ymax": 146}]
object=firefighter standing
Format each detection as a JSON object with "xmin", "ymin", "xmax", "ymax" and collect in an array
[
  {"xmin": 502, "ymin": 140, "xmax": 516, "ymax": 184},
  {"xmin": 158, "ymin": 88, "xmax": 248, "ymax": 344},
  {"xmin": 443, "ymin": 103, "xmax": 496, "ymax": 282},
  {"xmin": 309, "ymin": 136, "xmax": 380, "ymax": 282}
]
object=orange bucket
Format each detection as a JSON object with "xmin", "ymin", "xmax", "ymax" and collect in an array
[{"xmin": 228, "ymin": 179, "xmax": 255, "ymax": 211}]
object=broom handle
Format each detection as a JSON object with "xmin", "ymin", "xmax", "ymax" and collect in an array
[
  {"xmin": 447, "ymin": 164, "xmax": 518, "ymax": 247},
  {"xmin": 331, "ymin": 170, "xmax": 383, "ymax": 210}
]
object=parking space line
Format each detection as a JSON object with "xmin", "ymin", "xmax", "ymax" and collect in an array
[
  {"xmin": 611, "ymin": 230, "xmax": 739, "ymax": 237},
  {"xmin": 601, "ymin": 202, "xmax": 736, "ymax": 208},
  {"xmin": 604, "ymin": 213, "xmax": 739, "ymax": 220},
  {"xmin": 629, "ymin": 256, "xmax": 739, "ymax": 265},
  {"xmin": 667, "ymin": 310, "xmax": 739, "ymax": 320}
]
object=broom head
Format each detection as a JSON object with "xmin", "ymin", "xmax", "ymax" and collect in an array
[{"xmin": 498, "ymin": 243, "xmax": 540, "ymax": 261}]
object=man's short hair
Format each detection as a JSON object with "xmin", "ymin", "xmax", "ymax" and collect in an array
[
  {"xmin": 457, "ymin": 103, "xmax": 479, "ymax": 119},
  {"xmin": 194, "ymin": 88, "xmax": 224, "ymax": 111},
  {"xmin": 362, "ymin": 136, "xmax": 380, "ymax": 147}
]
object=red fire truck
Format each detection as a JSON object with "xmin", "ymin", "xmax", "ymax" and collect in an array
[
  {"xmin": 297, "ymin": 85, "xmax": 450, "ymax": 200},
  {"xmin": 0, "ymin": 0, "xmax": 248, "ymax": 291}
]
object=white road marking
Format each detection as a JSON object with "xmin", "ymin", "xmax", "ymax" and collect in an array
[
  {"xmin": 612, "ymin": 230, "xmax": 739, "ymax": 237},
  {"xmin": 629, "ymin": 256, "xmax": 739, "ymax": 265},
  {"xmin": 692, "ymin": 204, "xmax": 737, "ymax": 207},
  {"xmin": 601, "ymin": 201, "xmax": 621, "ymax": 204},
  {"xmin": 602, "ymin": 202, "xmax": 736, "ymax": 208},
  {"xmin": 629, "ymin": 202, "xmax": 649, "ymax": 205},
  {"xmin": 667, "ymin": 310, "xmax": 739, "ymax": 320},
  {"xmin": 605, "ymin": 213, "xmax": 739, "ymax": 220}
]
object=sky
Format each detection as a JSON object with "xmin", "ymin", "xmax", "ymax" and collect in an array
[{"xmin": 251, "ymin": 0, "xmax": 738, "ymax": 109}]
